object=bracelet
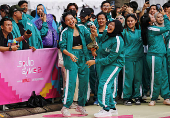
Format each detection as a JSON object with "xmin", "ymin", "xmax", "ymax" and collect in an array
[{"xmin": 22, "ymin": 36, "xmax": 27, "ymax": 43}]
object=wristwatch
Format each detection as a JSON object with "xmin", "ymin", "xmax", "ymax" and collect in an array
[{"xmin": 9, "ymin": 46, "xmax": 12, "ymax": 51}]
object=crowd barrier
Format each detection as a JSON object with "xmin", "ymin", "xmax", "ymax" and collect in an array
[{"xmin": 0, "ymin": 48, "xmax": 61, "ymax": 105}]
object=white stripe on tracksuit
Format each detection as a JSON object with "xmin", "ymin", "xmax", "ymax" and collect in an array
[
  {"xmin": 102, "ymin": 66, "xmax": 119, "ymax": 107},
  {"xmin": 64, "ymin": 70, "xmax": 69, "ymax": 104},
  {"xmin": 150, "ymin": 56, "xmax": 155, "ymax": 98},
  {"xmin": 112, "ymin": 77, "xmax": 117, "ymax": 98},
  {"xmin": 121, "ymin": 66, "xmax": 125, "ymax": 98}
]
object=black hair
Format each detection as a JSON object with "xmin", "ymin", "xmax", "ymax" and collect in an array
[
  {"xmin": 97, "ymin": 12, "xmax": 108, "ymax": 21},
  {"xmin": 67, "ymin": 3, "xmax": 78, "ymax": 11},
  {"xmin": 61, "ymin": 11, "xmax": 75, "ymax": 30},
  {"xmin": 0, "ymin": 4, "xmax": 10, "ymax": 18},
  {"xmin": 148, "ymin": 5, "xmax": 159, "ymax": 12},
  {"xmin": 140, "ymin": 13, "xmax": 151, "ymax": 45},
  {"xmin": 124, "ymin": 14, "xmax": 139, "ymax": 30},
  {"xmin": 129, "ymin": 1, "xmax": 138, "ymax": 12},
  {"xmin": 18, "ymin": 1, "xmax": 28, "ymax": 7},
  {"xmin": 0, "ymin": 17, "xmax": 12, "ymax": 26},
  {"xmin": 31, "ymin": 10, "xmax": 36, "ymax": 18},
  {"xmin": 89, "ymin": 8, "xmax": 94, "ymax": 14},
  {"xmin": 37, "ymin": 4, "xmax": 43, "ymax": 8},
  {"xmin": 101, "ymin": 1, "xmax": 110, "ymax": 8},
  {"xmin": 52, "ymin": 14, "xmax": 56, "ymax": 22},
  {"xmin": 107, "ymin": 20, "xmax": 123, "ymax": 38}
]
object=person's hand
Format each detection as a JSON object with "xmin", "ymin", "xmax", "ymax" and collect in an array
[
  {"xmin": 142, "ymin": 1, "xmax": 150, "ymax": 10},
  {"xmin": 69, "ymin": 53, "xmax": 78, "ymax": 62},
  {"xmin": 11, "ymin": 45, "xmax": 19, "ymax": 51},
  {"xmin": 40, "ymin": 13, "xmax": 46, "ymax": 22},
  {"xmin": 23, "ymin": 31, "xmax": 32, "ymax": 39},
  {"xmin": 160, "ymin": 7, "xmax": 166, "ymax": 15},
  {"xmin": 86, "ymin": 60, "xmax": 95, "ymax": 68},
  {"xmin": 29, "ymin": 46, "xmax": 36, "ymax": 52},
  {"xmin": 125, "ymin": 7, "xmax": 133, "ymax": 14},
  {"xmin": 90, "ymin": 25, "xmax": 98, "ymax": 37},
  {"xmin": 108, "ymin": 5, "xmax": 115, "ymax": 13},
  {"xmin": 121, "ymin": 5, "xmax": 128, "ymax": 12},
  {"xmin": 91, "ymin": 48, "xmax": 97, "ymax": 57}
]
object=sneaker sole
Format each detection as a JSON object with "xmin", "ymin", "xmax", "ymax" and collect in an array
[{"xmin": 94, "ymin": 114, "xmax": 112, "ymax": 117}]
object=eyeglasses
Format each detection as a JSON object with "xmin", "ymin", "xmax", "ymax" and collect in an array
[
  {"xmin": 116, "ymin": 18, "xmax": 123, "ymax": 20},
  {"xmin": 102, "ymin": 5, "xmax": 110, "ymax": 8}
]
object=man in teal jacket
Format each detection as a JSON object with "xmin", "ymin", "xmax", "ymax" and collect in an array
[
  {"xmin": 94, "ymin": 1, "xmax": 114, "ymax": 28},
  {"xmin": 9, "ymin": 5, "xmax": 43, "ymax": 49},
  {"xmin": 18, "ymin": 1, "xmax": 34, "ymax": 21}
]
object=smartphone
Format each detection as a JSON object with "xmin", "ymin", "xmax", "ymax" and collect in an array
[
  {"xmin": 110, "ymin": 1, "xmax": 115, "ymax": 10},
  {"xmin": 156, "ymin": 4, "xmax": 162, "ymax": 12},
  {"xmin": 26, "ymin": 29, "xmax": 32, "ymax": 34},
  {"xmin": 87, "ymin": 22, "xmax": 93, "ymax": 28}
]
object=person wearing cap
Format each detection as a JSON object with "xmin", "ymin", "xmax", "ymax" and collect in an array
[
  {"xmin": 0, "ymin": 4, "xmax": 10, "ymax": 18},
  {"xmin": 0, "ymin": 17, "xmax": 32, "ymax": 52},
  {"xmin": 80, "ymin": 8, "xmax": 95, "ymax": 32},
  {"xmin": 94, "ymin": 1, "xmax": 114, "ymax": 28},
  {"xmin": 9, "ymin": 5, "xmax": 39, "ymax": 50},
  {"xmin": 18, "ymin": 0, "xmax": 34, "ymax": 21}
]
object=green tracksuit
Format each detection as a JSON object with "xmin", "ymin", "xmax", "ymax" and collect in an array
[
  {"xmin": 59, "ymin": 24, "xmax": 91, "ymax": 108},
  {"xmin": 95, "ymin": 30, "xmax": 125, "ymax": 110},
  {"xmin": 11, "ymin": 14, "xmax": 43, "ymax": 49},
  {"xmin": 94, "ymin": 12, "xmax": 114, "ymax": 28},
  {"xmin": 164, "ymin": 30, "xmax": 170, "ymax": 89},
  {"xmin": 122, "ymin": 27, "xmax": 144, "ymax": 100},
  {"xmin": 146, "ymin": 15, "xmax": 170, "ymax": 101}
]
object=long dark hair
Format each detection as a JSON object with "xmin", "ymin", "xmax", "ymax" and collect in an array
[
  {"xmin": 61, "ymin": 11, "xmax": 75, "ymax": 30},
  {"xmin": 140, "ymin": 13, "xmax": 151, "ymax": 45},
  {"xmin": 124, "ymin": 14, "xmax": 139, "ymax": 31}
]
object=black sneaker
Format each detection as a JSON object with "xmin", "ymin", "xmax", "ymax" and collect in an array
[
  {"xmin": 124, "ymin": 100, "xmax": 132, "ymax": 106},
  {"xmin": 135, "ymin": 99, "xmax": 141, "ymax": 105}
]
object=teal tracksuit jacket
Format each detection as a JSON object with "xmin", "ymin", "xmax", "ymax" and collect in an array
[
  {"xmin": 59, "ymin": 24, "xmax": 91, "ymax": 108},
  {"xmin": 146, "ymin": 15, "xmax": 170, "ymax": 100},
  {"xmin": 95, "ymin": 30, "xmax": 124, "ymax": 110},
  {"xmin": 122, "ymin": 27, "xmax": 144, "ymax": 100}
]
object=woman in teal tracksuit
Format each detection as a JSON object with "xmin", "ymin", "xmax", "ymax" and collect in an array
[
  {"xmin": 86, "ymin": 20, "xmax": 124, "ymax": 117},
  {"xmin": 59, "ymin": 11, "xmax": 97, "ymax": 117},
  {"xmin": 122, "ymin": 14, "xmax": 144, "ymax": 105},
  {"xmin": 141, "ymin": 11, "xmax": 170, "ymax": 106}
]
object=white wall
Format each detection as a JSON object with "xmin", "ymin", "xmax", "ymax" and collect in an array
[{"xmin": 0, "ymin": 0, "xmax": 104, "ymax": 22}]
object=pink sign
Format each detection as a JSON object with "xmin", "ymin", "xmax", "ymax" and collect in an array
[{"xmin": 0, "ymin": 48, "xmax": 61, "ymax": 105}]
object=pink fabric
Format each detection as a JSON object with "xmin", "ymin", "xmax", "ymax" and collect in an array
[
  {"xmin": 160, "ymin": 116, "xmax": 170, "ymax": 118},
  {"xmin": 0, "ymin": 48, "xmax": 60, "ymax": 105},
  {"xmin": 43, "ymin": 114, "xmax": 133, "ymax": 118},
  {"xmin": 43, "ymin": 114, "xmax": 85, "ymax": 117}
]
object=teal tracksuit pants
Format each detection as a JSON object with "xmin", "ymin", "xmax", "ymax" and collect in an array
[
  {"xmin": 166, "ymin": 49, "xmax": 170, "ymax": 89},
  {"xmin": 63, "ymin": 49, "xmax": 89, "ymax": 108},
  {"xmin": 142, "ymin": 54, "xmax": 150, "ymax": 96},
  {"xmin": 98, "ymin": 65, "xmax": 121, "ymax": 111},
  {"xmin": 146, "ymin": 55, "xmax": 170, "ymax": 101},
  {"xmin": 122, "ymin": 58, "xmax": 143, "ymax": 100}
]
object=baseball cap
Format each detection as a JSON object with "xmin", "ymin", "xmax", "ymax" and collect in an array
[
  {"xmin": 80, "ymin": 8, "xmax": 91, "ymax": 17},
  {"xmin": 0, "ymin": 4, "xmax": 10, "ymax": 11},
  {"xmin": 9, "ymin": 5, "xmax": 25, "ymax": 14}
]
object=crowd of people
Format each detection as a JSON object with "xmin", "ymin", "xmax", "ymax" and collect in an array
[{"xmin": 1, "ymin": 0, "xmax": 170, "ymax": 117}]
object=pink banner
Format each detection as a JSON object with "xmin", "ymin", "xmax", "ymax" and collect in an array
[{"xmin": 0, "ymin": 48, "xmax": 61, "ymax": 105}]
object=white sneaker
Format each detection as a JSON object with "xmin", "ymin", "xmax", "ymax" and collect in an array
[
  {"xmin": 69, "ymin": 102, "xmax": 78, "ymax": 109},
  {"xmin": 94, "ymin": 109, "xmax": 112, "ymax": 117},
  {"xmin": 75, "ymin": 106, "xmax": 88, "ymax": 116},
  {"xmin": 110, "ymin": 109, "xmax": 118, "ymax": 115},
  {"xmin": 142, "ymin": 95, "xmax": 147, "ymax": 100},
  {"xmin": 61, "ymin": 106, "xmax": 71, "ymax": 117}
]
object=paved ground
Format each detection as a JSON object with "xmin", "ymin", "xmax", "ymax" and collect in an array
[{"xmin": 16, "ymin": 97, "xmax": 170, "ymax": 118}]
